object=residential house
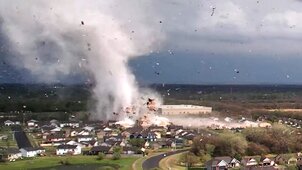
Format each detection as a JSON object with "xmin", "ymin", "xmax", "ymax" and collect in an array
[
  {"xmin": 90, "ymin": 146, "xmax": 112, "ymax": 155},
  {"xmin": 56, "ymin": 144, "xmax": 81, "ymax": 155},
  {"xmin": 77, "ymin": 135, "xmax": 95, "ymax": 142},
  {"xmin": 259, "ymin": 157, "xmax": 275, "ymax": 166},
  {"xmin": 274, "ymin": 154, "xmax": 297, "ymax": 165},
  {"xmin": 70, "ymin": 130, "xmax": 79, "ymax": 137},
  {"xmin": 83, "ymin": 126, "xmax": 95, "ymax": 132},
  {"xmin": 59, "ymin": 121, "xmax": 80, "ymax": 128},
  {"xmin": 3, "ymin": 148, "xmax": 22, "ymax": 161},
  {"xmin": 78, "ymin": 130, "xmax": 90, "ymax": 136},
  {"xmin": 142, "ymin": 131, "xmax": 157, "ymax": 142},
  {"xmin": 19, "ymin": 147, "xmax": 45, "ymax": 157},
  {"xmin": 241, "ymin": 157, "xmax": 258, "ymax": 167},
  {"xmin": 4, "ymin": 120, "xmax": 15, "ymax": 126},
  {"xmin": 66, "ymin": 140, "xmax": 84, "ymax": 148},
  {"xmin": 27, "ymin": 120, "xmax": 39, "ymax": 127},
  {"xmin": 206, "ymin": 156, "xmax": 240, "ymax": 170},
  {"xmin": 46, "ymin": 133, "xmax": 66, "ymax": 142},
  {"xmin": 80, "ymin": 140, "xmax": 98, "ymax": 147},
  {"xmin": 122, "ymin": 146, "xmax": 137, "ymax": 154},
  {"xmin": 206, "ymin": 158, "xmax": 229, "ymax": 170}
]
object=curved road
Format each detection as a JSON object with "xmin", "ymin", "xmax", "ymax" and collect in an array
[{"xmin": 142, "ymin": 149, "xmax": 189, "ymax": 170}]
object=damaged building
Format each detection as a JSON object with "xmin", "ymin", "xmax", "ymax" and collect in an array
[{"xmin": 158, "ymin": 105, "xmax": 212, "ymax": 115}]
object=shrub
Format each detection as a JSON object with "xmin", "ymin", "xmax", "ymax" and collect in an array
[{"xmin": 97, "ymin": 152, "xmax": 105, "ymax": 160}]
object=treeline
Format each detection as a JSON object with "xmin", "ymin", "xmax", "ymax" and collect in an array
[
  {"xmin": 190, "ymin": 124, "xmax": 302, "ymax": 161},
  {"xmin": 0, "ymin": 84, "xmax": 91, "ymax": 112}
]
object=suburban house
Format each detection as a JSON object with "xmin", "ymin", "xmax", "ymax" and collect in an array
[
  {"xmin": 59, "ymin": 121, "xmax": 80, "ymax": 128},
  {"xmin": 46, "ymin": 133, "xmax": 66, "ymax": 142},
  {"xmin": 206, "ymin": 158, "xmax": 229, "ymax": 170},
  {"xmin": 90, "ymin": 146, "xmax": 112, "ymax": 155},
  {"xmin": 56, "ymin": 144, "xmax": 81, "ymax": 155},
  {"xmin": 80, "ymin": 140, "xmax": 98, "ymax": 147},
  {"xmin": 259, "ymin": 157, "xmax": 275, "ymax": 166},
  {"xmin": 4, "ymin": 120, "xmax": 15, "ymax": 126},
  {"xmin": 274, "ymin": 154, "xmax": 298, "ymax": 165},
  {"xmin": 70, "ymin": 130, "xmax": 78, "ymax": 137},
  {"xmin": 82, "ymin": 126, "xmax": 95, "ymax": 132},
  {"xmin": 3, "ymin": 148, "xmax": 22, "ymax": 161},
  {"xmin": 27, "ymin": 120, "xmax": 39, "ymax": 127},
  {"xmin": 78, "ymin": 130, "xmax": 90, "ymax": 136},
  {"xmin": 122, "ymin": 146, "xmax": 137, "ymax": 154},
  {"xmin": 206, "ymin": 156, "xmax": 240, "ymax": 170},
  {"xmin": 77, "ymin": 135, "xmax": 95, "ymax": 142},
  {"xmin": 20, "ymin": 147, "xmax": 45, "ymax": 157},
  {"xmin": 241, "ymin": 157, "xmax": 259, "ymax": 167},
  {"xmin": 66, "ymin": 140, "xmax": 84, "ymax": 148}
]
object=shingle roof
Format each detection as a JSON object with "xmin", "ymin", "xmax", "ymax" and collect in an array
[{"xmin": 57, "ymin": 145, "xmax": 77, "ymax": 149}]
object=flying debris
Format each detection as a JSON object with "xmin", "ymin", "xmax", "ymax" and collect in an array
[
  {"xmin": 211, "ymin": 7, "xmax": 216, "ymax": 16},
  {"xmin": 81, "ymin": 21, "xmax": 84, "ymax": 25}
]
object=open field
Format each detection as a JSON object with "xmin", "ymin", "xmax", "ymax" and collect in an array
[{"xmin": 0, "ymin": 155, "xmax": 138, "ymax": 170}]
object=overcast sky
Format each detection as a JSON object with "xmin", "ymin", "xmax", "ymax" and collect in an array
[{"xmin": 1, "ymin": 0, "xmax": 302, "ymax": 84}]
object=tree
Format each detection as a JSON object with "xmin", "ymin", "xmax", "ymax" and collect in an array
[
  {"xmin": 97, "ymin": 152, "xmax": 105, "ymax": 160},
  {"xmin": 112, "ymin": 146, "xmax": 122, "ymax": 160}
]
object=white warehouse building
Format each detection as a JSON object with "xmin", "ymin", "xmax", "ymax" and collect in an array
[{"xmin": 158, "ymin": 105, "xmax": 212, "ymax": 115}]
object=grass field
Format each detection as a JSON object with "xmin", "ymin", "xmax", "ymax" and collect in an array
[
  {"xmin": 0, "ymin": 126, "xmax": 17, "ymax": 148},
  {"xmin": 159, "ymin": 152, "xmax": 186, "ymax": 170},
  {"xmin": 0, "ymin": 155, "xmax": 138, "ymax": 170}
]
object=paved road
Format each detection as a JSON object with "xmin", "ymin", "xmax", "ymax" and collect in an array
[
  {"xmin": 142, "ymin": 149, "xmax": 189, "ymax": 170},
  {"xmin": 11, "ymin": 126, "xmax": 32, "ymax": 149}
]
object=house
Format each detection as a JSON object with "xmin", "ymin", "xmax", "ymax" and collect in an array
[
  {"xmin": 83, "ymin": 126, "xmax": 95, "ymax": 132},
  {"xmin": 59, "ymin": 121, "xmax": 80, "ymax": 128},
  {"xmin": 19, "ymin": 147, "xmax": 45, "ymax": 157},
  {"xmin": 56, "ymin": 144, "xmax": 81, "ymax": 155},
  {"xmin": 80, "ymin": 140, "xmax": 98, "ymax": 147},
  {"xmin": 104, "ymin": 135, "xmax": 123, "ymax": 142},
  {"xmin": 78, "ymin": 130, "xmax": 90, "ymax": 136},
  {"xmin": 90, "ymin": 146, "xmax": 112, "ymax": 155},
  {"xmin": 27, "ymin": 120, "xmax": 39, "ymax": 127},
  {"xmin": 122, "ymin": 146, "xmax": 137, "ymax": 154},
  {"xmin": 274, "ymin": 154, "xmax": 297, "ymax": 165},
  {"xmin": 46, "ymin": 133, "xmax": 66, "ymax": 142},
  {"xmin": 77, "ymin": 135, "xmax": 95, "ymax": 142},
  {"xmin": 206, "ymin": 158, "xmax": 229, "ymax": 170},
  {"xmin": 3, "ymin": 148, "xmax": 22, "ymax": 161},
  {"xmin": 259, "ymin": 157, "xmax": 274, "ymax": 166},
  {"xmin": 142, "ymin": 131, "xmax": 157, "ymax": 142},
  {"xmin": 4, "ymin": 120, "xmax": 15, "ymax": 126},
  {"xmin": 241, "ymin": 157, "xmax": 258, "ymax": 167},
  {"xmin": 66, "ymin": 140, "xmax": 84, "ymax": 148},
  {"xmin": 206, "ymin": 156, "xmax": 240, "ymax": 170},
  {"xmin": 70, "ymin": 130, "xmax": 79, "ymax": 137},
  {"xmin": 50, "ymin": 127, "xmax": 62, "ymax": 132}
]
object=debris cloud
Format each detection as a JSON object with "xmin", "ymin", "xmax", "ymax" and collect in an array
[{"xmin": 0, "ymin": 1, "xmax": 165, "ymax": 119}]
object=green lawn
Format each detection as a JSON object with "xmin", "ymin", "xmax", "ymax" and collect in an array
[
  {"xmin": 0, "ymin": 155, "xmax": 139, "ymax": 170},
  {"xmin": 0, "ymin": 126, "xmax": 17, "ymax": 148}
]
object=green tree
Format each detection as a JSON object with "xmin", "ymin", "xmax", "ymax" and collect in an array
[{"xmin": 112, "ymin": 146, "xmax": 122, "ymax": 160}]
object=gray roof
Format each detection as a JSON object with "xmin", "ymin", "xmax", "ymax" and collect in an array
[{"xmin": 57, "ymin": 145, "xmax": 77, "ymax": 149}]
